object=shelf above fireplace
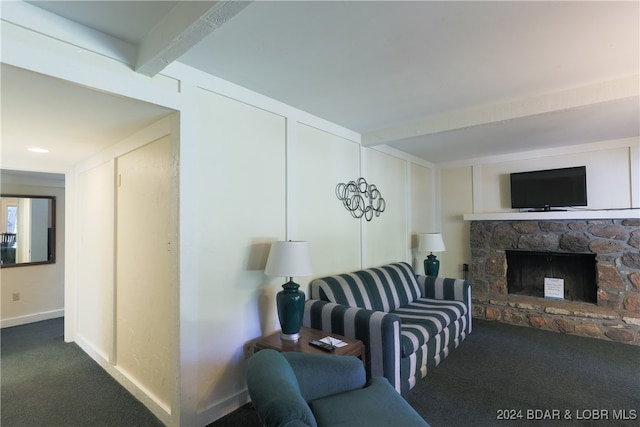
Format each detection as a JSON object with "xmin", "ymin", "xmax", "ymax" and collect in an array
[{"xmin": 463, "ymin": 209, "xmax": 639, "ymax": 221}]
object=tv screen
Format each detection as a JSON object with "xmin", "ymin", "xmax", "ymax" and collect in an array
[{"xmin": 510, "ymin": 166, "xmax": 587, "ymax": 210}]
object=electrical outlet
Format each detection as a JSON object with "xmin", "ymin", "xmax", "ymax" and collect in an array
[
  {"xmin": 12, "ymin": 293, "xmax": 20, "ymax": 301},
  {"xmin": 244, "ymin": 342, "xmax": 255, "ymax": 359}
]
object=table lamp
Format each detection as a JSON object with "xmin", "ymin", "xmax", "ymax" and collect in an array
[
  {"xmin": 265, "ymin": 241, "xmax": 313, "ymax": 341},
  {"xmin": 418, "ymin": 233, "xmax": 446, "ymax": 276}
]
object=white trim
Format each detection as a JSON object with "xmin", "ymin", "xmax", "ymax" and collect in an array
[
  {"xmin": 196, "ymin": 388, "xmax": 250, "ymax": 427},
  {"xmin": 166, "ymin": 62, "xmax": 361, "ymax": 144},
  {"xmin": 360, "ymin": 146, "xmax": 367, "ymax": 268},
  {"xmin": 463, "ymin": 209, "xmax": 640, "ymax": 221},
  {"xmin": 406, "ymin": 161, "xmax": 412, "ymax": 262},
  {"xmin": 75, "ymin": 115, "xmax": 176, "ymax": 174},
  {"xmin": 371, "ymin": 144, "xmax": 435, "ymax": 169},
  {"xmin": 1, "ymin": 309, "xmax": 64, "ymax": 328},
  {"xmin": 472, "ymin": 164, "xmax": 483, "ymax": 214},
  {"xmin": 0, "ymin": 21, "xmax": 181, "ymax": 110},
  {"xmin": 74, "ymin": 334, "xmax": 172, "ymax": 426},
  {"xmin": 433, "ymin": 168, "xmax": 442, "ymax": 228},
  {"xmin": 1, "ymin": 0, "xmax": 136, "ymax": 66},
  {"xmin": 630, "ymin": 142, "xmax": 640, "ymax": 208},
  {"xmin": 362, "ymin": 76, "xmax": 638, "ymax": 147},
  {"xmin": 439, "ymin": 136, "xmax": 639, "ymax": 169},
  {"xmin": 285, "ymin": 118, "xmax": 297, "ymax": 239}
]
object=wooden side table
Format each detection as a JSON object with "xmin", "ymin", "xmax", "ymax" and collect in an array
[{"xmin": 254, "ymin": 326, "xmax": 365, "ymax": 365}]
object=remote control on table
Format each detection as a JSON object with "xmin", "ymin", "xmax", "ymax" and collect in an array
[{"xmin": 309, "ymin": 339, "xmax": 335, "ymax": 353}]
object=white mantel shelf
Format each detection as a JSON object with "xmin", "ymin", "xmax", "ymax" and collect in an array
[{"xmin": 463, "ymin": 209, "xmax": 640, "ymax": 221}]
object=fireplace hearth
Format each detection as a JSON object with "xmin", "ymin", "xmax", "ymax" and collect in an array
[{"xmin": 469, "ymin": 219, "xmax": 640, "ymax": 345}]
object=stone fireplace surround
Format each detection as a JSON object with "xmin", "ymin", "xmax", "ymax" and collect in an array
[{"xmin": 470, "ymin": 218, "xmax": 640, "ymax": 345}]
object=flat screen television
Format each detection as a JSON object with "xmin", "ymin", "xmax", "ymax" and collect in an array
[{"xmin": 510, "ymin": 166, "xmax": 587, "ymax": 211}]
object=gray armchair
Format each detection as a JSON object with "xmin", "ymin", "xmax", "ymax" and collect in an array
[{"xmin": 246, "ymin": 349, "xmax": 429, "ymax": 427}]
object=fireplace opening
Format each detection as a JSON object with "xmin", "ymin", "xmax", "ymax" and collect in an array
[{"xmin": 506, "ymin": 250, "xmax": 597, "ymax": 303}]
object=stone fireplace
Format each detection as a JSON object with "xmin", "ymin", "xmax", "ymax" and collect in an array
[
  {"xmin": 505, "ymin": 250, "xmax": 597, "ymax": 303},
  {"xmin": 470, "ymin": 218, "xmax": 640, "ymax": 345}
]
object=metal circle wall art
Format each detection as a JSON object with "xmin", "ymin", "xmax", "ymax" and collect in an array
[{"xmin": 335, "ymin": 177, "xmax": 386, "ymax": 221}]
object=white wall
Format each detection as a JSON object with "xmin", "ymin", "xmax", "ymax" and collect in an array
[
  {"xmin": 185, "ymin": 83, "xmax": 436, "ymax": 424},
  {"xmin": 115, "ymin": 135, "xmax": 175, "ymax": 411},
  {"xmin": 364, "ymin": 148, "xmax": 410, "ymax": 267},
  {"xmin": 294, "ymin": 123, "xmax": 361, "ymax": 277},
  {"xmin": 191, "ymin": 88, "xmax": 287, "ymax": 419},
  {"xmin": 10, "ymin": 14, "xmax": 637, "ymax": 427},
  {"xmin": 409, "ymin": 162, "xmax": 436, "ymax": 273},
  {"xmin": 477, "ymin": 143, "xmax": 635, "ymax": 212},
  {"xmin": 439, "ymin": 137, "xmax": 640, "ymax": 279},
  {"xmin": 440, "ymin": 166, "xmax": 474, "ymax": 279},
  {"xmin": 75, "ymin": 161, "xmax": 113, "ymax": 361},
  {"xmin": 0, "ymin": 175, "xmax": 65, "ymax": 327},
  {"xmin": 72, "ymin": 116, "xmax": 179, "ymax": 425}
]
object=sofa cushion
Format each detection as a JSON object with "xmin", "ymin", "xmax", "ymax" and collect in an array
[
  {"xmin": 392, "ymin": 298, "xmax": 468, "ymax": 357},
  {"xmin": 311, "ymin": 377, "xmax": 429, "ymax": 427},
  {"xmin": 310, "ymin": 262, "xmax": 421, "ymax": 312}
]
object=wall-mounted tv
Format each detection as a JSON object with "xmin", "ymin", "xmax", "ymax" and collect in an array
[{"xmin": 510, "ymin": 166, "xmax": 587, "ymax": 211}]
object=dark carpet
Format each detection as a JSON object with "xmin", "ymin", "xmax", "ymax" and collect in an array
[
  {"xmin": 212, "ymin": 319, "xmax": 640, "ymax": 427},
  {"xmin": 2, "ymin": 318, "xmax": 638, "ymax": 427},
  {"xmin": 1, "ymin": 318, "xmax": 163, "ymax": 427}
]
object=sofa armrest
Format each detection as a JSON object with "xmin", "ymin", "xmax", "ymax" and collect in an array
[
  {"xmin": 303, "ymin": 299, "xmax": 403, "ymax": 393},
  {"xmin": 311, "ymin": 377, "xmax": 430, "ymax": 427},
  {"xmin": 283, "ymin": 352, "xmax": 366, "ymax": 402},
  {"xmin": 246, "ymin": 350, "xmax": 317, "ymax": 427},
  {"xmin": 417, "ymin": 275, "xmax": 472, "ymax": 333}
]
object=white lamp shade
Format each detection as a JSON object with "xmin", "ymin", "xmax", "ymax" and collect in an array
[
  {"xmin": 265, "ymin": 241, "xmax": 313, "ymax": 278},
  {"xmin": 418, "ymin": 233, "xmax": 446, "ymax": 253}
]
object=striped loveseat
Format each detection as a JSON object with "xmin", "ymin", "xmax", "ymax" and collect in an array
[{"xmin": 302, "ymin": 262, "xmax": 471, "ymax": 395}]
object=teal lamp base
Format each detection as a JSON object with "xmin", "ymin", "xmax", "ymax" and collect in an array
[
  {"xmin": 276, "ymin": 280, "xmax": 305, "ymax": 341},
  {"xmin": 424, "ymin": 253, "xmax": 440, "ymax": 276}
]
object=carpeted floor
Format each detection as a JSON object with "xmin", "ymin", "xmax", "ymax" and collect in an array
[
  {"xmin": 212, "ymin": 319, "xmax": 640, "ymax": 427},
  {"xmin": 1, "ymin": 317, "xmax": 163, "ymax": 427},
  {"xmin": 2, "ymin": 318, "xmax": 638, "ymax": 427}
]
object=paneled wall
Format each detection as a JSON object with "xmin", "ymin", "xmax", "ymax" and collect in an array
[
  {"xmin": 364, "ymin": 148, "xmax": 410, "ymax": 267},
  {"xmin": 295, "ymin": 123, "xmax": 361, "ymax": 277},
  {"xmin": 409, "ymin": 162, "xmax": 436, "ymax": 273},
  {"xmin": 76, "ymin": 161, "xmax": 114, "ymax": 360},
  {"xmin": 115, "ymin": 135, "xmax": 174, "ymax": 409},
  {"xmin": 189, "ymin": 87, "xmax": 436, "ymax": 421},
  {"xmin": 72, "ymin": 116, "xmax": 179, "ymax": 425},
  {"xmin": 478, "ymin": 144, "xmax": 634, "ymax": 212},
  {"xmin": 192, "ymin": 88, "xmax": 287, "ymax": 413},
  {"xmin": 439, "ymin": 137, "xmax": 640, "ymax": 280}
]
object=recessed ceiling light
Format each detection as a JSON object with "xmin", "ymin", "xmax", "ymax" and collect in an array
[{"xmin": 27, "ymin": 147, "xmax": 50, "ymax": 153}]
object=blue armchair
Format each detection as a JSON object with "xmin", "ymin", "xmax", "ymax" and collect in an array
[{"xmin": 246, "ymin": 349, "xmax": 429, "ymax": 427}]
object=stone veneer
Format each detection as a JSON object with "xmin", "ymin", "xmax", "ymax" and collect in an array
[{"xmin": 470, "ymin": 218, "xmax": 640, "ymax": 345}]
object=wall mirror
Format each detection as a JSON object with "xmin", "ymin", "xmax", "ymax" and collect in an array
[{"xmin": 0, "ymin": 195, "xmax": 55, "ymax": 267}]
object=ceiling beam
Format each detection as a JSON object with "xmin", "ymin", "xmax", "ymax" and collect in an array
[
  {"xmin": 135, "ymin": 1, "xmax": 251, "ymax": 76},
  {"xmin": 1, "ymin": 0, "xmax": 137, "ymax": 65},
  {"xmin": 362, "ymin": 75, "xmax": 640, "ymax": 147}
]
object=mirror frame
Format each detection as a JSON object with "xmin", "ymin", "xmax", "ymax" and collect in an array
[{"xmin": 1, "ymin": 194, "xmax": 56, "ymax": 268}]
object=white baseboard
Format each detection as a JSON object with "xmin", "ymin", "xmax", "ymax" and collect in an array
[
  {"xmin": 74, "ymin": 334, "xmax": 172, "ymax": 426},
  {"xmin": 197, "ymin": 388, "xmax": 251, "ymax": 427},
  {"xmin": 1, "ymin": 309, "xmax": 64, "ymax": 328}
]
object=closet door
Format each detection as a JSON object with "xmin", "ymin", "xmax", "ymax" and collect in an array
[{"xmin": 115, "ymin": 135, "xmax": 174, "ymax": 408}]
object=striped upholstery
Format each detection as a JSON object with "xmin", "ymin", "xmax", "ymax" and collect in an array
[
  {"xmin": 417, "ymin": 275, "xmax": 473, "ymax": 334},
  {"xmin": 393, "ymin": 297, "xmax": 468, "ymax": 357},
  {"xmin": 303, "ymin": 300, "xmax": 401, "ymax": 387},
  {"xmin": 304, "ymin": 262, "xmax": 472, "ymax": 395},
  {"xmin": 309, "ymin": 262, "xmax": 421, "ymax": 312}
]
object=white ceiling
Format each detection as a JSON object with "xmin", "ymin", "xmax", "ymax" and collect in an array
[
  {"xmin": 2, "ymin": 0, "xmax": 639, "ymax": 172},
  {"xmin": 1, "ymin": 63, "xmax": 174, "ymax": 171}
]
